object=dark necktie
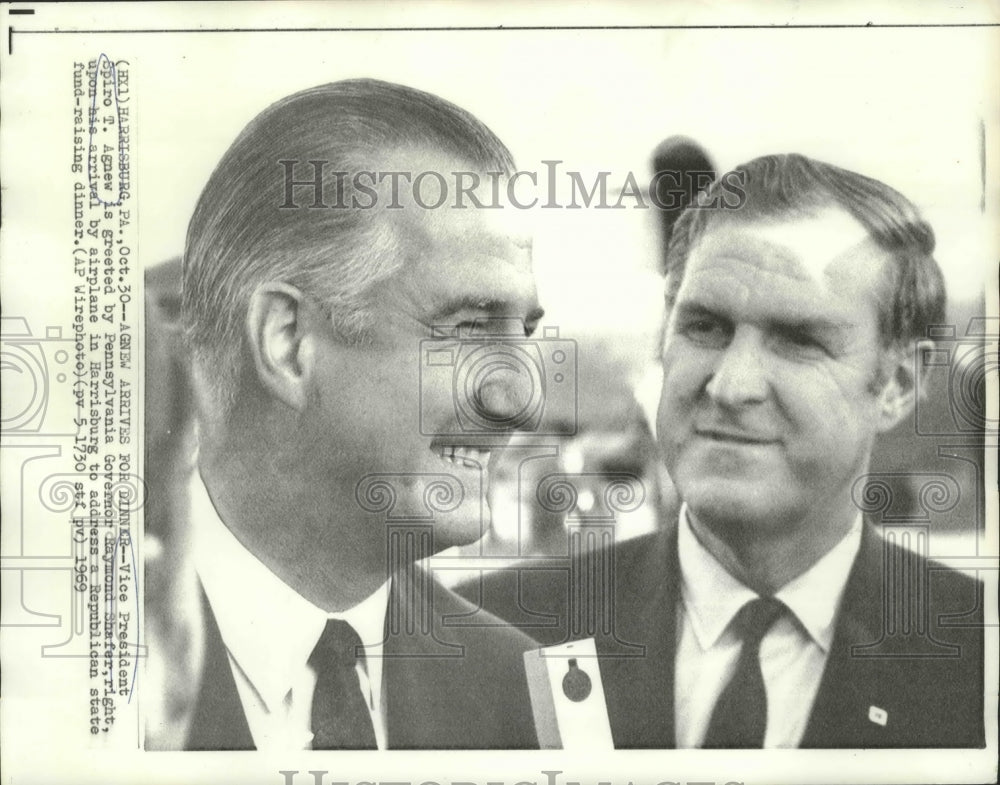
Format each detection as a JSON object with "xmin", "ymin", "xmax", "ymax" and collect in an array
[
  {"xmin": 307, "ymin": 619, "xmax": 377, "ymax": 749},
  {"xmin": 701, "ymin": 596, "xmax": 786, "ymax": 749}
]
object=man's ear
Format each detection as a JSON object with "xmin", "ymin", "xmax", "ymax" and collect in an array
[
  {"xmin": 875, "ymin": 343, "xmax": 919, "ymax": 433},
  {"xmin": 244, "ymin": 283, "xmax": 317, "ymax": 411}
]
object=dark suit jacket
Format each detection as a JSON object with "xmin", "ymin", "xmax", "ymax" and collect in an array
[
  {"xmin": 183, "ymin": 566, "xmax": 539, "ymax": 750},
  {"xmin": 459, "ymin": 518, "xmax": 985, "ymax": 748}
]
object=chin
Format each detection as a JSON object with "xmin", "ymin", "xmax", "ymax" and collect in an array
[
  {"xmin": 428, "ymin": 493, "xmax": 491, "ymax": 546},
  {"xmin": 679, "ymin": 476, "xmax": 791, "ymax": 532}
]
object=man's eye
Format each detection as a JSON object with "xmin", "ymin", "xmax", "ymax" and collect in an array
[
  {"xmin": 775, "ymin": 328, "xmax": 826, "ymax": 356},
  {"xmin": 429, "ymin": 324, "xmax": 459, "ymax": 340},
  {"xmin": 432, "ymin": 321, "xmax": 482, "ymax": 339},
  {"xmin": 457, "ymin": 320, "xmax": 510, "ymax": 340},
  {"xmin": 679, "ymin": 316, "xmax": 730, "ymax": 347}
]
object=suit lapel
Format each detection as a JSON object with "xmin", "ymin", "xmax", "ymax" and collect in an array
[
  {"xmin": 185, "ymin": 586, "xmax": 255, "ymax": 750},
  {"xmin": 800, "ymin": 523, "xmax": 896, "ymax": 747},
  {"xmin": 598, "ymin": 524, "xmax": 679, "ymax": 747},
  {"xmin": 382, "ymin": 565, "xmax": 537, "ymax": 748},
  {"xmin": 382, "ymin": 568, "xmax": 470, "ymax": 747}
]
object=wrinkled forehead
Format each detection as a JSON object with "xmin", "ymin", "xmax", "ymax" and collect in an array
[
  {"xmin": 381, "ymin": 147, "xmax": 532, "ymax": 257},
  {"xmin": 689, "ymin": 207, "xmax": 886, "ymax": 287},
  {"xmin": 368, "ymin": 150, "xmax": 536, "ymax": 313},
  {"xmin": 675, "ymin": 208, "xmax": 892, "ymax": 323}
]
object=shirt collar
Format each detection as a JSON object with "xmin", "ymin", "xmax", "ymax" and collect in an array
[
  {"xmin": 678, "ymin": 503, "xmax": 758, "ymax": 651},
  {"xmin": 677, "ymin": 503, "xmax": 863, "ymax": 653},
  {"xmin": 190, "ymin": 469, "xmax": 389, "ymax": 713},
  {"xmin": 774, "ymin": 514, "xmax": 862, "ymax": 652}
]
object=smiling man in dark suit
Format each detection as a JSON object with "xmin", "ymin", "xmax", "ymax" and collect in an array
[
  {"xmin": 145, "ymin": 79, "xmax": 545, "ymax": 750},
  {"xmin": 466, "ymin": 153, "xmax": 984, "ymax": 748}
]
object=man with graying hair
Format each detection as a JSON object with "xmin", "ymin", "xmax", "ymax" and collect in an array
[
  {"xmin": 470, "ymin": 153, "xmax": 985, "ymax": 749},
  {"xmin": 149, "ymin": 79, "xmax": 543, "ymax": 750}
]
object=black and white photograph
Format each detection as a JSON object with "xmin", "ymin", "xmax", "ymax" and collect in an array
[{"xmin": 1, "ymin": 3, "xmax": 997, "ymax": 784}]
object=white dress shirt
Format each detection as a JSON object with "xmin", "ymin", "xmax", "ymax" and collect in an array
[
  {"xmin": 674, "ymin": 504, "xmax": 863, "ymax": 748},
  {"xmin": 191, "ymin": 471, "xmax": 390, "ymax": 750}
]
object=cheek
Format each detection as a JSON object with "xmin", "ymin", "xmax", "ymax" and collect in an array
[
  {"xmin": 657, "ymin": 362, "xmax": 703, "ymax": 459},
  {"xmin": 778, "ymin": 374, "xmax": 879, "ymax": 461},
  {"xmin": 660, "ymin": 344, "xmax": 710, "ymax": 399},
  {"xmin": 658, "ymin": 351, "xmax": 707, "ymax": 419}
]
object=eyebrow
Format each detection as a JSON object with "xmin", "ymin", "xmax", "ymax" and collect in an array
[
  {"xmin": 768, "ymin": 317, "xmax": 852, "ymax": 338},
  {"xmin": 675, "ymin": 299, "xmax": 851, "ymax": 333},
  {"xmin": 672, "ymin": 301, "xmax": 724, "ymax": 320},
  {"xmin": 430, "ymin": 296, "xmax": 545, "ymax": 325}
]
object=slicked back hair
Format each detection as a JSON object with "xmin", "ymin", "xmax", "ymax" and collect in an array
[
  {"xmin": 663, "ymin": 153, "xmax": 947, "ymax": 350},
  {"xmin": 182, "ymin": 78, "xmax": 515, "ymax": 413}
]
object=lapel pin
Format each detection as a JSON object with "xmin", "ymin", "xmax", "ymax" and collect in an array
[
  {"xmin": 868, "ymin": 705, "xmax": 888, "ymax": 726},
  {"xmin": 562, "ymin": 658, "xmax": 592, "ymax": 702}
]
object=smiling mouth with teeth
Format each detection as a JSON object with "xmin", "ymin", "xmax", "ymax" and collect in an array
[{"xmin": 435, "ymin": 445, "xmax": 492, "ymax": 469}]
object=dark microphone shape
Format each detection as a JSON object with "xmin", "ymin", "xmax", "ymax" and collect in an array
[{"xmin": 650, "ymin": 136, "xmax": 716, "ymax": 274}]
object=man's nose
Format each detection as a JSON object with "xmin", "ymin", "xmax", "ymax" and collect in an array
[
  {"xmin": 704, "ymin": 329, "xmax": 769, "ymax": 407},
  {"xmin": 471, "ymin": 349, "xmax": 537, "ymax": 428}
]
